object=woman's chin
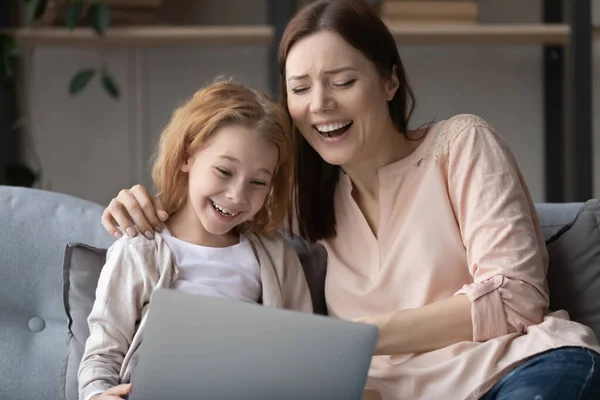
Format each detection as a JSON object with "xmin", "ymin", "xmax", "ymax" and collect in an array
[{"xmin": 318, "ymin": 150, "xmax": 355, "ymax": 167}]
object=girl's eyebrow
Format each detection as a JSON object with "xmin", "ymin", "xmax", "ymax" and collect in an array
[{"xmin": 218, "ymin": 155, "xmax": 272, "ymax": 176}]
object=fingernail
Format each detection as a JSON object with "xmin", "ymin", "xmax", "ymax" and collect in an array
[
  {"xmin": 154, "ymin": 225, "xmax": 163, "ymax": 232},
  {"xmin": 144, "ymin": 230, "xmax": 154, "ymax": 239},
  {"xmin": 126, "ymin": 227, "xmax": 137, "ymax": 237},
  {"xmin": 113, "ymin": 231, "xmax": 122, "ymax": 239},
  {"xmin": 159, "ymin": 211, "xmax": 169, "ymax": 221}
]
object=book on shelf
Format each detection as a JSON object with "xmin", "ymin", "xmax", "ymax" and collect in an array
[
  {"xmin": 101, "ymin": 0, "xmax": 164, "ymax": 8},
  {"xmin": 380, "ymin": 0, "xmax": 479, "ymax": 25},
  {"xmin": 38, "ymin": 0, "xmax": 165, "ymax": 26}
]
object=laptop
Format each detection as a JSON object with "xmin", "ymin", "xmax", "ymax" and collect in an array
[{"xmin": 128, "ymin": 288, "xmax": 378, "ymax": 400}]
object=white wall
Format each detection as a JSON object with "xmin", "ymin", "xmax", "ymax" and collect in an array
[{"xmin": 21, "ymin": 0, "xmax": 599, "ymax": 206}]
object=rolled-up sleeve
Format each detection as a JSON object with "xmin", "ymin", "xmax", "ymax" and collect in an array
[{"xmin": 447, "ymin": 119, "xmax": 550, "ymax": 342}]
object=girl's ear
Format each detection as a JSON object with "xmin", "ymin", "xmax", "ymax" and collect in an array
[{"xmin": 180, "ymin": 152, "xmax": 192, "ymax": 172}]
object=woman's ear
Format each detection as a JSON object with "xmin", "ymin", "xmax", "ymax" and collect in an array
[{"xmin": 385, "ymin": 65, "xmax": 400, "ymax": 101}]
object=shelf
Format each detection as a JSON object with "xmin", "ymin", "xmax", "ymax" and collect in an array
[
  {"xmin": 387, "ymin": 23, "xmax": 571, "ymax": 45},
  {"xmin": 8, "ymin": 26, "xmax": 275, "ymax": 48},
  {"xmin": 5, "ymin": 24, "xmax": 600, "ymax": 48}
]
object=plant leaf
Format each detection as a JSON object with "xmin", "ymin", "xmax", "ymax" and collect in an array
[
  {"xmin": 0, "ymin": 34, "xmax": 19, "ymax": 57},
  {"xmin": 0, "ymin": 55, "xmax": 13, "ymax": 82},
  {"xmin": 66, "ymin": 1, "xmax": 84, "ymax": 31},
  {"xmin": 88, "ymin": 3, "xmax": 111, "ymax": 36},
  {"xmin": 101, "ymin": 71, "xmax": 120, "ymax": 99},
  {"xmin": 69, "ymin": 69, "xmax": 96, "ymax": 95},
  {"xmin": 26, "ymin": 0, "xmax": 48, "ymax": 24},
  {"xmin": 0, "ymin": 35, "xmax": 18, "ymax": 81}
]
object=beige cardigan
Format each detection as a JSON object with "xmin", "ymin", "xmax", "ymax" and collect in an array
[{"xmin": 78, "ymin": 232, "xmax": 313, "ymax": 400}]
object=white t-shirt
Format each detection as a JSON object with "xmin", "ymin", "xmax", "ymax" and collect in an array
[{"xmin": 160, "ymin": 229, "xmax": 261, "ymax": 303}]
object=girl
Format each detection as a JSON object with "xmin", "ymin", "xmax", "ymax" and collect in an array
[{"xmin": 78, "ymin": 79, "xmax": 313, "ymax": 400}]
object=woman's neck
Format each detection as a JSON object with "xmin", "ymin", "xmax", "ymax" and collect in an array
[
  {"xmin": 166, "ymin": 203, "xmax": 239, "ymax": 248},
  {"xmin": 343, "ymin": 126, "xmax": 419, "ymax": 199}
]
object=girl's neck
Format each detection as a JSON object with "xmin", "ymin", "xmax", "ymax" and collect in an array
[{"xmin": 166, "ymin": 204, "xmax": 239, "ymax": 248}]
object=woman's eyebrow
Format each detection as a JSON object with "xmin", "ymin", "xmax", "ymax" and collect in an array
[{"xmin": 287, "ymin": 66, "xmax": 358, "ymax": 82}]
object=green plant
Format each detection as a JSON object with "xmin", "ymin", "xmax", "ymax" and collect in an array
[
  {"xmin": 0, "ymin": 34, "xmax": 19, "ymax": 84},
  {"xmin": 1, "ymin": 0, "xmax": 120, "ymax": 99}
]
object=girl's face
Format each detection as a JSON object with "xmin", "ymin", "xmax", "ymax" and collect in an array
[
  {"xmin": 285, "ymin": 30, "xmax": 399, "ymax": 167},
  {"xmin": 181, "ymin": 125, "xmax": 278, "ymax": 236}
]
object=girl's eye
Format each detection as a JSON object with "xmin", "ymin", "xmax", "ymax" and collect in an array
[
  {"xmin": 334, "ymin": 79, "xmax": 356, "ymax": 88},
  {"xmin": 291, "ymin": 87, "xmax": 308, "ymax": 94},
  {"xmin": 251, "ymin": 180, "xmax": 268, "ymax": 187},
  {"xmin": 216, "ymin": 167, "xmax": 232, "ymax": 177}
]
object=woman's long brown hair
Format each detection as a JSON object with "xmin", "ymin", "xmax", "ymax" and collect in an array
[{"xmin": 279, "ymin": 0, "xmax": 416, "ymax": 243}]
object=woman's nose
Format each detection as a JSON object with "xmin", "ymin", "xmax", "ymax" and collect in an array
[{"xmin": 309, "ymin": 86, "xmax": 334, "ymax": 114}]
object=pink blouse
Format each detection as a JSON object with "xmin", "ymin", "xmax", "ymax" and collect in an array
[{"xmin": 322, "ymin": 114, "xmax": 600, "ymax": 399}]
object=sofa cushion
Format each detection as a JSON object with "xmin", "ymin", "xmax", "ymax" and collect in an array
[
  {"xmin": 0, "ymin": 186, "xmax": 112, "ymax": 400},
  {"xmin": 536, "ymin": 202, "xmax": 584, "ymax": 240},
  {"xmin": 62, "ymin": 243, "xmax": 107, "ymax": 400},
  {"xmin": 546, "ymin": 199, "xmax": 600, "ymax": 339}
]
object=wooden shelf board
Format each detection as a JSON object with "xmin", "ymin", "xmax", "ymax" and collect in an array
[
  {"xmin": 387, "ymin": 23, "xmax": 570, "ymax": 45},
  {"xmin": 5, "ymin": 24, "xmax": 600, "ymax": 47},
  {"xmin": 8, "ymin": 26, "xmax": 275, "ymax": 47}
]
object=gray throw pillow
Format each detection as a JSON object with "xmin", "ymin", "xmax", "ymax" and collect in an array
[
  {"xmin": 62, "ymin": 243, "xmax": 107, "ymax": 400},
  {"xmin": 546, "ymin": 199, "xmax": 600, "ymax": 340}
]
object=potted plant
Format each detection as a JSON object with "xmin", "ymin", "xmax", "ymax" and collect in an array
[{"xmin": 1, "ymin": 0, "xmax": 121, "ymax": 98}]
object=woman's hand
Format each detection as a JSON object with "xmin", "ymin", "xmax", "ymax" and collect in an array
[
  {"xmin": 353, "ymin": 315, "xmax": 382, "ymax": 327},
  {"xmin": 363, "ymin": 388, "xmax": 382, "ymax": 400},
  {"xmin": 90, "ymin": 383, "xmax": 132, "ymax": 399},
  {"xmin": 102, "ymin": 184, "xmax": 168, "ymax": 239}
]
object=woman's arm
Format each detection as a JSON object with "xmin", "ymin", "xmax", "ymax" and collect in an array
[
  {"xmin": 355, "ymin": 294, "xmax": 472, "ymax": 355},
  {"xmin": 102, "ymin": 185, "xmax": 168, "ymax": 239},
  {"xmin": 447, "ymin": 119, "xmax": 549, "ymax": 342}
]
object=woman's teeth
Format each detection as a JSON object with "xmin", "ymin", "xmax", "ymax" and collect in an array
[
  {"xmin": 211, "ymin": 201, "xmax": 239, "ymax": 217},
  {"xmin": 316, "ymin": 121, "xmax": 352, "ymax": 133},
  {"xmin": 315, "ymin": 121, "xmax": 353, "ymax": 138}
]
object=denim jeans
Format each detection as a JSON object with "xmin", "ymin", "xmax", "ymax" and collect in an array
[{"xmin": 481, "ymin": 346, "xmax": 600, "ymax": 400}]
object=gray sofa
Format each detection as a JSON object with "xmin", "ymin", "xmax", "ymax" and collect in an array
[{"xmin": 1, "ymin": 185, "xmax": 600, "ymax": 400}]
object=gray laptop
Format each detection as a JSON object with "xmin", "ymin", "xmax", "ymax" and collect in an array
[{"xmin": 129, "ymin": 288, "xmax": 378, "ymax": 400}]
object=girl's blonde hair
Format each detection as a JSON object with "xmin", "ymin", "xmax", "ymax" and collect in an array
[{"xmin": 152, "ymin": 78, "xmax": 293, "ymax": 236}]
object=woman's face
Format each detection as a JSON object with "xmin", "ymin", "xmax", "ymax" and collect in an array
[{"xmin": 285, "ymin": 30, "xmax": 398, "ymax": 167}]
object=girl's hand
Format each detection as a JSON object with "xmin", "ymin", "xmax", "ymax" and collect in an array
[
  {"xmin": 102, "ymin": 184, "xmax": 168, "ymax": 239},
  {"xmin": 91, "ymin": 383, "xmax": 132, "ymax": 399}
]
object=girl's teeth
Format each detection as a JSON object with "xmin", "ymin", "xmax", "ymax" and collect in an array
[{"xmin": 212, "ymin": 201, "xmax": 238, "ymax": 216}]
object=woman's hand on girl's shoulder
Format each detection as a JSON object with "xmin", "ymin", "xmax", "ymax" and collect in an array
[
  {"xmin": 102, "ymin": 184, "xmax": 168, "ymax": 240},
  {"xmin": 363, "ymin": 388, "xmax": 382, "ymax": 400},
  {"xmin": 91, "ymin": 383, "xmax": 132, "ymax": 399}
]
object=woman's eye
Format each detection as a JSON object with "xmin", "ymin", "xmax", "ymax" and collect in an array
[
  {"xmin": 334, "ymin": 79, "xmax": 356, "ymax": 88},
  {"xmin": 291, "ymin": 87, "xmax": 308, "ymax": 94},
  {"xmin": 216, "ymin": 167, "xmax": 232, "ymax": 177}
]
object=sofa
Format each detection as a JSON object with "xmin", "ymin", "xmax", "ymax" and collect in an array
[{"xmin": 1, "ymin": 185, "xmax": 600, "ymax": 400}]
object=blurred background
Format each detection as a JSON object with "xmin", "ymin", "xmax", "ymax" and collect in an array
[{"xmin": 0, "ymin": 0, "xmax": 598, "ymax": 206}]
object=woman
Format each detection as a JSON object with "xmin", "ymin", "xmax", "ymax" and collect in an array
[{"xmin": 100, "ymin": 1, "xmax": 600, "ymax": 399}]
